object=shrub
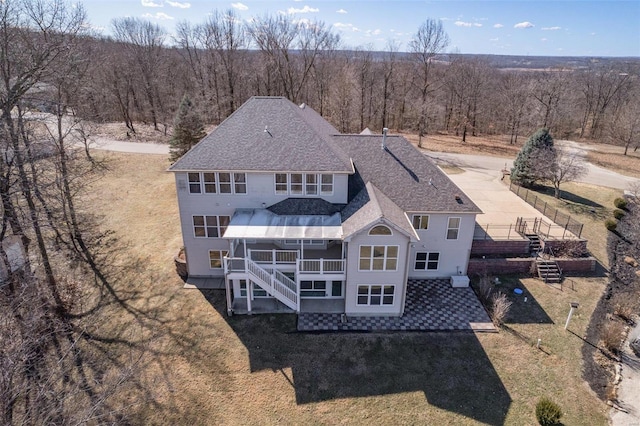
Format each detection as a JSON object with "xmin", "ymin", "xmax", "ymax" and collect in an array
[
  {"xmin": 613, "ymin": 209, "xmax": 625, "ymax": 220},
  {"xmin": 605, "ymin": 219, "xmax": 617, "ymax": 232},
  {"xmin": 475, "ymin": 275, "xmax": 494, "ymax": 307},
  {"xmin": 491, "ymin": 292, "xmax": 512, "ymax": 327},
  {"xmin": 614, "ymin": 197, "xmax": 627, "ymax": 210},
  {"xmin": 602, "ymin": 321, "xmax": 625, "ymax": 355},
  {"xmin": 536, "ymin": 397, "xmax": 562, "ymax": 426}
]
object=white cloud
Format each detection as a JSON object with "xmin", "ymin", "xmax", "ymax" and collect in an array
[
  {"xmin": 142, "ymin": 11, "xmax": 174, "ymax": 20},
  {"xmin": 287, "ymin": 5, "xmax": 319, "ymax": 14},
  {"xmin": 490, "ymin": 37, "xmax": 499, "ymax": 42},
  {"xmin": 541, "ymin": 26, "xmax": 561, "ymax": 31},
  {"xmin": 455, "ymin": 21, "xmax": 482, "ymax": 27},
  {"xmin": 166, "ymin": 0, "xmax": 190, "ymax": 8},
  {"xmin": 231, "ymin": 2, "xmax": 248, "ymax": 11},
  {"xmin": 493, "ymin": 23, "xmax": 503, "ymax": 28},
  {"xmin": 514, "ymin": 21, "xmax": 534, "ymax": 29},
  {"xmin": 141, "ymin": 0, "xmax": 162, "ymax": 7},
  {"xmin": 590, "ymin": 32, "xmax": 596, "ymax": 36},
  {"xmin": 336, "ymin": 8, "xmax": 347, "ymax": 14},
  {"xmin": 333, "ymin": 22, "xmax": 359, "ymax": 32},
  {"xmin": 541, "ymin": 38, "xmax": 548, "ymax": 42}
]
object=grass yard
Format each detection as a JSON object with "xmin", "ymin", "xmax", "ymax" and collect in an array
[{"xmin": 84, "ymin": 151, "xmax": 611, "ymax": 425}]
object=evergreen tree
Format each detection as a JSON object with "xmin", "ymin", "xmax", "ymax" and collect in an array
[
  {"xmin": 511, "ymin": 128, "xmax": 555, "ymax": 187},
  {"xmin": 169, "ymin": 94, "xmax": 206, "ymax": 162}
]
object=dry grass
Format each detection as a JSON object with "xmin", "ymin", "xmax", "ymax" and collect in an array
[
  {"xmin": 83, "ymin": 151, "xmax": 610, "ymax": 425},
  {"xmin": 587, "ymin": 150, "xmax": 640, "ymax": 178},
  {"xmin": 401, "ymin": 132, "xmax": 523, "ymax": 158}
]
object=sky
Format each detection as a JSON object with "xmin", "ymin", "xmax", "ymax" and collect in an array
[{"xmin": 82, "ymin": 0, "xmax": 640, "ymax": 57}]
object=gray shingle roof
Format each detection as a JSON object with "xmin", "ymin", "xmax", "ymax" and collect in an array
[
  {"xmin": 268, "ymin": 198, "xmax": 344, "ymax": 216},
  {"xmin": 335, "ymin": 135, "xmax": 482, "ymax": 214},
  {"xmin": 342, "ymin": 182, "xmax": 418, "ymax": 240},
  {"xmin": 169, "ymin": 96, "xmax": 353, "ymax": 173}
]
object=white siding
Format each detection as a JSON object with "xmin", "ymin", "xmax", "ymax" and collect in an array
[
  {"xmin": 407, "ymin": 213, "xmax": 476, "ymax": 279},
  {"xmin": 175, "ymin": 172, "xmax": 349, "ymax": 277},
  {"xmin": 344, "ymin": 224, "xmax": 410, "ymax": 316}
]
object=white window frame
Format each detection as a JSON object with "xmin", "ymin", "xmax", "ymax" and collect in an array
[
  {"xmin": 275, "ymin": 173, "xmax": 289, "ymax": 195},
  {"xmin": 412, "ymin": 214, "xmax": 430, "ymax": 230},
  {"xmin": 447, "ymin": 217, "xmax": 461, "ymax": 240},
  {"xmin": 208, "ymin": 250, "xmax": 228, "ymax": 269},
  {"xmin": 233, "ymin": 173, "xmax": 247, "ymax": 194},
  {"xmin": 188, "ymin": 172, "xmax": 246, "ymax": 195},
  {"xmin": 358, "ymin": 245, "xmax": 399, "ymax": 271},
  {"xmin": 188, "ymin": 172, "xmax": 202, "ymax": 194},
  {"xmin": 273, "ymin": 173, "xmax": 334, "ymax": 196},
  {"xmin": 193, "ymin": 215, "xmax": 230, "ymax": 238},
  {"xmin": 414, "ymin": 252, "xmax": 440, "ymax": 271},
  {"xmin": 369, "ymin": 225, "xmax": 392, "ymax": 236},
  {"xmin": 356, "ymin": 285, "xmax": 395, "ymax": 306},
  {"xmin": 300, "ymin": 280, "xmax": 327, "ymax": 297},
  {"xmin": 320, "ymin": 174, "xmax": 333, "ymax": 195}
]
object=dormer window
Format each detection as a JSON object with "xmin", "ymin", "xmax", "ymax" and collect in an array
[{"xmin": 369, "ymin": 225, "xmax": 392, "ymax": 236}]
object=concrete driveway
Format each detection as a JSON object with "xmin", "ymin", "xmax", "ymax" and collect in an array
[{"xmin": 426, "ymin": 144, "xmax": 640, "ymax": 191}]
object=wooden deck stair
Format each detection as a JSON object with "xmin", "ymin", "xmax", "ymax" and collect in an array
[
  {"xmin": 536, "ymin": 259, "xmax": 562, "ymax": 284},
  {"xmin": 526, "ymin": 233, "xmax": 541, "ymax": 254}
]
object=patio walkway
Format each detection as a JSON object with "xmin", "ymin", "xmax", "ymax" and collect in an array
[{"xmin": 297, "ymin": 279, "xmax": 495, "ymax": 332}]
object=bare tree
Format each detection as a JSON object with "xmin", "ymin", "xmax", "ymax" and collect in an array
[
  {"xmin": 409, "ymin": 19, "xmax": 449, "ymax": 148},
  {"xmin": 607, "ymin": 84, "xmax": 640, "ymax": 155},
  {"xmin": 247, "ymin": 14, "xmax": 339, "ymax": 104},
  {"xmin": 112, "ymin": 17, "xmax": 167, "ymax": 131},
  {"xmin": 531, "ymin": 147, "xmax": 588, "ymax": 198},
  {"xmin": 498, "ymin": 71, "xmax": 532, "ymax": 144}
]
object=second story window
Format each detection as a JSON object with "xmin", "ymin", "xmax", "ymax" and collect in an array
[
  {"xmin": 274, "ymin": 173, "xmax": 334, "ymax": 196},
  {"xmin": 234, "ymin": 173, "xmax": 246, "ymax": 194},
  {"xmin": 412, "ymin": 215, "xmax": 429, "ymax": 230},
  {"xmin": 447, "ymin": 217, "xmax": 460, "ymax": 240},
  {"xmin": 188, "ymin": 172, "xmax": 246, "ymax": 195}
]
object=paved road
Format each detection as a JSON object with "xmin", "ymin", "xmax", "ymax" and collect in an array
[
  {"xmin": 425, "ymin": 149, "xmax": 640, "ymax": 191},
  {"xmin": 91, "ymin": 137, "xmax": 170, "ymax": 155}
]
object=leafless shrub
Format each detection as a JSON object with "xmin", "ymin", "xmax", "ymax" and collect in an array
[
  {"xmin": 612, "ymin": 294, "xmax": 637, "ymax": 324},
  {"xmin": 602, "ymin": 321, "xmax": 625, "ymax": 355},
  {"xmin": 476, "ymin": 275, "xmax": 494, "ymax": 307},
  {"xmin": 491, "ymin": 292, "xmax": 513, "ymax": 327}
]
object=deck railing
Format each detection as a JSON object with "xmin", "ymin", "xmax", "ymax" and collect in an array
[
  {"xmin": 249, "ymin": 249, "xmax": 298, "ymax": 264},
  {"xmin": 298, "ymin": 258, "xmax": 345, "ymax": 274}
]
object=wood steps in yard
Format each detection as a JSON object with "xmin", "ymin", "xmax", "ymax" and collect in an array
[
  {"xmin": 536, "ymin": 259, "xmax": 562, "ymax": 284},
  {"xmin": 526, "ymin": 233, "xmax": 541, "ymax": 254}
]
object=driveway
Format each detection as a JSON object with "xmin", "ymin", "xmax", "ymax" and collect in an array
[
  {"xmin": 90, "ymin": 137, "xmax": 170, "ymax": 155},
  {"xmin": 425, "ymin": 144, "xmax": 640, "ymax": 191}
]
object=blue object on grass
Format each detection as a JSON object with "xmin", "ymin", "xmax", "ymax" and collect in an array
[{"xmin": 514, "ymin": 288, "xmax": 523, "ymax": 295}]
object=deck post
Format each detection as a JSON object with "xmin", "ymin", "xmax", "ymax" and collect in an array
[{"xmin": 225, "ymin": 276, "xmax": 233, "ymax": 315}]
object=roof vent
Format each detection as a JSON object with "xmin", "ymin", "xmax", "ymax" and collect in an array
[
  {"xmin": 382, "ymin": 127, "xmax": 388, "ymax": 150},
  {"xmin": 299, "ymin": 103, "xmax": 306, "ymax": 109},
  {"xmin": 264, "ymin": 125, "xmax": 273, "ymax": 137}
]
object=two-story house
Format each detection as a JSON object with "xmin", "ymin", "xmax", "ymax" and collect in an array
[{"xmin": 169, "ymin": 96, "xmax": 481, "ymax": 317}]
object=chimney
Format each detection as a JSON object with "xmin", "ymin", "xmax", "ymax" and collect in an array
[{"xmin": 382, "ymin": 127, "xmax": 388, "ymax": 150}]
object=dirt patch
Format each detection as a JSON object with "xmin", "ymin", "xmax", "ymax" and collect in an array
[{"xmin": 588, "ymin": 151, "xmax": 640, "ymax": 179}]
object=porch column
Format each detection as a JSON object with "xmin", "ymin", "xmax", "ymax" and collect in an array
[
  {"xmin": 225, "ymin": 276, "xmax": 233, "ymax": 315},
  {"xmin": 246, "ymin": 281, "xmax": 252, "ymax": 314},
  {"xmin": 300, "ymin": 238, "xmax": 305, "ymax": 260}
]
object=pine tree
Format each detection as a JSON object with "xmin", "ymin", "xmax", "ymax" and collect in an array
[
  {"xmin": 511, "ymin": 128, "xmax": 555, "ymax": 187},
  {"xmin": 169, "ymin": 94, "xmax": 206, "ymax": 162}
]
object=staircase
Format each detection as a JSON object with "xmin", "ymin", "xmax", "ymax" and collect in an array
[
  {"xmin": 245, "ymin": 258, "xmax": 299, "ymax": 311},
  {"xmin": 526, "ymin": 233, "xmax": 541, "ymax": 254},
  {"xmin": 536, "ymin": 259, "xmax": 562, "ymax": 284}
]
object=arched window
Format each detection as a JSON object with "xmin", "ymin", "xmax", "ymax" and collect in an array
[{"xmin": 369, "ymin": 225, "xmax": 392, "ymax": 236}]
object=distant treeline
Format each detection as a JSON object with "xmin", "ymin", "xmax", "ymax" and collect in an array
[{"xmin": 37, "ymin": 10, "xmax": 640, "ymax": 150}]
